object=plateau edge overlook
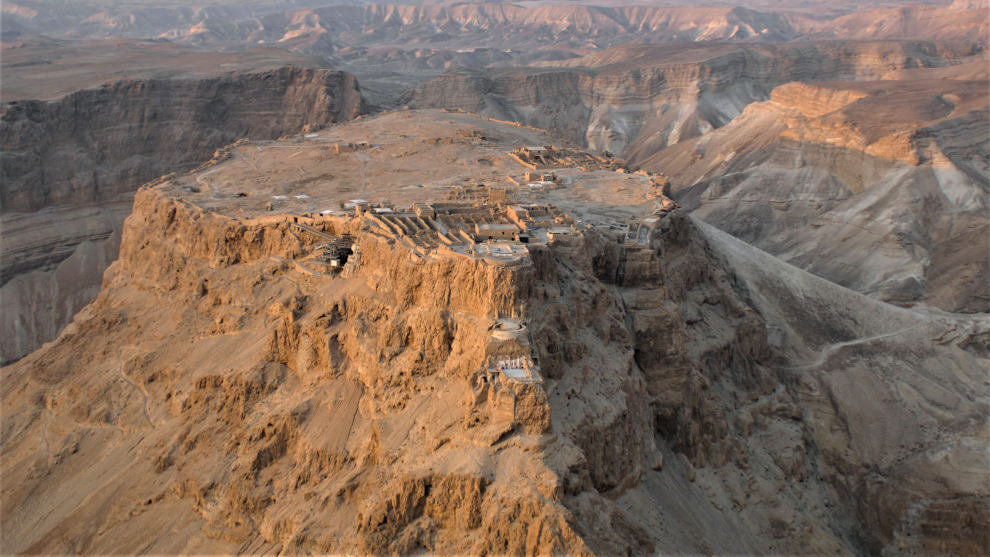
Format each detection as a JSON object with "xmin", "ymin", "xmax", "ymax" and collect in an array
[{"xmin": 1, "ymin": 1, "xmax": 987, "ymax": 554}]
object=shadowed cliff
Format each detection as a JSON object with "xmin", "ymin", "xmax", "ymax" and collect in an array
[{"xmin": 0, "ymin": 65, "xmax": 366, "ymax": 363}]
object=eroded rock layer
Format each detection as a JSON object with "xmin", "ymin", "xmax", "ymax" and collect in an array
[
  {"xmin": 404, "ymin": 41, "xmax": 978, "ymax": 157},
  {"xmin": 0, "ymin": 65, "xmax": 366, "ymax": 363},
  {"xmin": 643, "ymin": 62, "xmax": 989, "ymax": 312},
  {"xmin": 2, "ymin": 111, "xmax": 985, "ymax": 554},
  {"xmin": 1, "ymin": 65, "xmax": 364, "ymax": 213}
]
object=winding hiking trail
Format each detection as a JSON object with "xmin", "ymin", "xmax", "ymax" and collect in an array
[
  {"xmin": 117, "ymin": 347, "xmax": 154, "ymax": 429},
  {"xmin": 782, "ymin": 325, "xmax": 922, "ymax": 371}
]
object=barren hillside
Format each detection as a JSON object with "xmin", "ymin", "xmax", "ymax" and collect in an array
[{"xmin": 642, "ymin": 63, "xmax": 989, "ymax": 312}]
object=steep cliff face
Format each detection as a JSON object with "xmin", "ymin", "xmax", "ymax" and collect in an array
[
  {"xmin": 0, "ymin": 187, "xmax": 568, "ymax": 553},
  {"xmin": 0, "ymin": 185, "xmax": 660, "ymax": 553},
  {"xmin": 0, "ymin": 202, "xmax": 129, "ymax": 364},
  {"xmin": 0, "ymin": 65, "xmax": 366, "ymax": 364},
  {"xmin": 0, "ymin": 182, "xmax": 790, "ymax": 553},
  {"xmin": 404, "ymin": 41, "xmax": 978, "ymax": 158},
  {"xmin": 2, "ymin": 111, "xmax": 986, "ymax": 554},
  {"xmin": 1, "ymin": 66, "xmax": 364, "ymax": 213}
]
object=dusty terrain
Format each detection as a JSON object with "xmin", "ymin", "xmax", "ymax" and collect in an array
[{"xmin": 2, "ymin": 110, "xmax": 986, "ymax": 554}]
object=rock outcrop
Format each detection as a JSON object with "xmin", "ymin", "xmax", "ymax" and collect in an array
[
  {"xmin": 0, "ymin": 65, "xmax": 366, "ymax": 364},
  {"xmin": 404, "ymin": 41, "xmax": 979, "ymax": 158},
  {"xmin": 1, "ymin": 65, "xmax": 364, "ymax": 213},
  {"xmin": 3, "ymin": 111, "xmax": 984, "ymax": 554},
  {"xmin": 642, "ymin": 63, "xmax": 989, "ymax": 312},
  {"xmin": 0, "ymin": 183, "xmax": 621, "ymax": 553}
]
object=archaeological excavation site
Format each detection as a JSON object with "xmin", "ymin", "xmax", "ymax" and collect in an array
[{"xmin": 1, "ymin": 1, "xmax": 988, "ymax": 555}]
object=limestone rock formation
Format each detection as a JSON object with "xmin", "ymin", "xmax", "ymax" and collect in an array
[
  {"xmin": 0, "ymin": 65, "xmax": 366, "ymax": 363},
  {"xmin": 404, "ymin": 41, "xmax": 978, "ymax": 159},
  {"xmin": 642, "ymin": 62, "xmax": 989, "ymax": 312},
  {"xmin": 1, "ymin": 65, "xmax": 364, "ymax": 213},
  {"xmin": 2, "ymin": 111, "xmax": 985, "ymax": 554}
]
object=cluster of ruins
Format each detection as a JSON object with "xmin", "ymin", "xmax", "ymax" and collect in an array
[
  {"xmin": 280, "ymin": 190, "xmax": 677, "ymax": 285},
  {"xmin": 467, "ymin": 314, "xmax": 547, "ymax": 438},
  {"xmin": 478, "ymin": 317, "xmax": 542, "ymax": 383},
  {"xmin": 443, "ymin": 171, "xmax": 561, "ymax": 206},
  {"xmin": 484, "ymin": 355, "xmax": 542, "ymax": 385},
  {"xmin": 465, "ymin": 314, "xmax": 552, "ymax": 435},
  {"xmin": 265, "ymin": 141, "xmax": 680, "ymax": 280},
  {"xmin": 287, "ymin": 185, "xmax": 676, "ymax": 275},
  {"xmin": 350, "ymin": 199, "xmax": 575, "ymax": 265},
  {"xmin": 508, "ymin": 145, "xmax": 619, "ymax": 172}
]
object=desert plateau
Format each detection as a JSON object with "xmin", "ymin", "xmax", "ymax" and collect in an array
[{"xmin": 1, "ymin": 0, "xmax": 988, "ymax": 555}]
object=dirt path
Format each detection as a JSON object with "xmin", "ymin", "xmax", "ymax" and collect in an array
[
  {"xmin": 782, "ymin": 325, "xmax": 921, "ymax": 371},
  {"xmin": 195, "ymin": 164, "xmax": 224, "ymax": 190},
  {"xmin": 40, "ymin": 408, "xmax": 52, "ymax": 458},
  {"xmin": 117, "ymin": 347, "xmax": 155, "ymax": 428}
]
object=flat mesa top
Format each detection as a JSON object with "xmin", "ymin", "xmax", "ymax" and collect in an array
[
  {"xmin": 162, "ymin": 109, "xmax": 658, "ymax": 226},
  {"xmin": 1, "ymin": 38, "xmax": 320, "ymax": 102}
]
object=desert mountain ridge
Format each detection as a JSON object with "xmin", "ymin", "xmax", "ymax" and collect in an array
[
  {"xmin": 2, "ymin": 110, "xmax": 987, "ymax": 554},
  {"xmin": 641, "ymin": 62, "xmax": 989, "ymax": 312},
  {"xmin": 405, "ymin": 43, "xmax": 988, "ymax": 313},
  {"xmin": 4, "ymin": 1, "xmax": 986, "ymax": 49},
  {"xmin": 1, "ymin": 2, "xmax": 987, "ymax": 553}
]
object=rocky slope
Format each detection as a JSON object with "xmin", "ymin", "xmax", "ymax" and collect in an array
[
  {"xmin": 404, "ymin": 41, "xmax": 980, "ymax": 157},
  {"xmin": 404, "ymin": 41, "xmax": 988, "ymax": 313},
  {"xmin": 0, "ymin": 65, "xmax": 365, "ymax": 364},
  {"xmin": 641, "ymin": 62, "xmax": 989, "ymax": 312},
  {"xmin": 692, "ymin": 218, "xmax": 989, "ymax": 556},
  {"xmin": 2, "ymin": 110, "xmax": 986, "ymax": 554}
]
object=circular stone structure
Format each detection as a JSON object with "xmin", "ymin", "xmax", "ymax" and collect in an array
[{"xmin": 490, "ymin": 318, "xmax": 528, "ymax": 341}]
